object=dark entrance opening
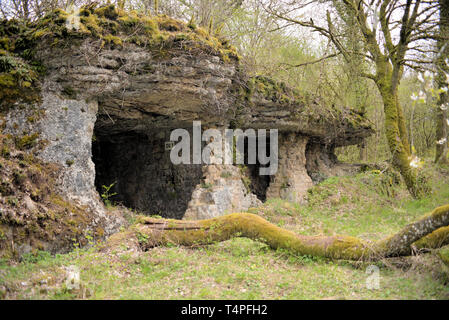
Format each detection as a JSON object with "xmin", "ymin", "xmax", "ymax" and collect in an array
[
  {"xmin": 242, "ymin": 135, "xmax": 271, "ymax": 201},
  {"xmin": 92, "ymin": 124, "xmax": 202, "ymax": 219}
]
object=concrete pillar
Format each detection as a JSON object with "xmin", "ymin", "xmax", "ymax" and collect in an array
[{"xmin": 266, "ymin": 133, "xmax": 313, "ymax": 203}]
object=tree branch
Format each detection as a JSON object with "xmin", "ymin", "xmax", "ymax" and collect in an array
[
  {"xmin": 279, "ymin": 52, "xmax": 341, "ymax": 69},
  {"xmin": 104, "ymin": 204, "xmax": 449, "ymax": 261}
]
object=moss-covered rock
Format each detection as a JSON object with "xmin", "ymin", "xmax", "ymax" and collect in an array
[
  {"xmin": 438, "ymin": 245, "xmax": 449, "ymax": 267},
  {"xmin": 244, "ymin": 76, "xmax": 296, "ymax": 104},
  {"xmin": 29, "ymin": 4, "xmax": 239, "ymax": 61},
  {"xmin": 0, "ymin": 24, "xmax": 41, "ymax": 109},
  {"xmin": 0, "ymin": 4, "xmax": 239, "ymax": 110},
  {"xmin": 0, "ymin": 132, "xmax": 111, "ymax": 259}
]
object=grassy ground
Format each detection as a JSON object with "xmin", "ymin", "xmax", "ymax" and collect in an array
[{"xmin": 1, "ymin": 165, "xmax": 449, "ymax": 300}]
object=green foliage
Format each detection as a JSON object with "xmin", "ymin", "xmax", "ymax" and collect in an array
[
  {"xmin": 438, "ymin": 245, "xmax": 449, "ymax": 267},
  {"xmin": 1, "ymin": 164, "xmax": 449, "ymax": 299},
  {"xmin": 220, "ymin": 171, "xmax": 232, "ymax": 178},
  {"xmin": 245, "ymin": 75, "xmax": 294, "ymax": 104},
  {"xmin": 0, "ymin": 53, "xmax": 40, "ymax": 108},
  {"xmin": 136, "ymin": 231, "xmax": 150, "ymax": 245},
  {"xmin": 0, "ymin": 18, "xmax": 43, "ymax": 109},
  {"xmin": 6, "ymin": 196, "xmax": 18, "ymax": 206},
  {"xmin": 101, "ymin": 182, "xmax": 118, "ymax": 207},
  {"xmin": 14, "ymin": 133, "xmax": 39, "ymax": 150},
  {"xmin": 20, "ymin": 250, "xmax": 52, "ymax": 264},
  {"xmin": 154, "ymin": 0, "xmax": 159, "ymax": 15},
  {"xmin": 0, "ymin": 3, "xmax": 242, "ymax": 110},
  {"xmin": 28, "ymin": 4, "xmax": 238, "ymax": 62},
  {"xmin": 200, "ymin": 182, "xmax": 213, "ymax": 189},
  {"xmin": 1, "ymin": 145, "xmax": 10, "ymax": 158},
  {"xmin": 61, "ymin": 86, "xmax": 76, "ymax": 99},
  {"xmin": 187, "ymin": 16, "xmax": 197, "ymax": 30}
]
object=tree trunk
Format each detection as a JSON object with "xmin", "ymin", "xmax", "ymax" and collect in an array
[
  {"xmin": 373, "ymin": 56, "xmax": 429, "ymax": 198},
  {"xmin": 105, "ymin": 205, "xmax": 449, "ymax": 261},
  {"xmin": 377, "ymin": 83, "xmax": 424, "ymax": 198},
  {"xmin": 435, "ymin": 107, "xmax": 448, "ymax": 164},
  {"xmin": 435, "ymin": 0, "xmax": 449, "ymax": 164},
  {"xmin": 395, "ymin": 92, "xmax": 411, "ymax": 155}
]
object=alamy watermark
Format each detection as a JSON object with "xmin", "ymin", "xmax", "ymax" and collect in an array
[
  {"xmin": 65, "ymin": 265, "xmax": 80, "ymax": 290},
  {"xmin": 366, "ymin": 265, "xmax": 380, "ymax": 290},
  {"xmin": 168, "ymin": 121, "xmax": 278, "ymax": 175}
]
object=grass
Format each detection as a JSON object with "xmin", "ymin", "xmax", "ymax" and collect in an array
[{"xmin": 1, "ymin": 165, "xmax": 449, "ymax": 300}]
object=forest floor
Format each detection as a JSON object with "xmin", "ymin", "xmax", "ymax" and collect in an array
[{"xmin": 1, "ymin": 163, "xmax": 449, "ymax": 299}]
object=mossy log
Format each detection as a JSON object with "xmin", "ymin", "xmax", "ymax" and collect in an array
[
  {"xmin": 438, "ymin": 245, "xmax": 449, "ymax": 267},
  {"xmin": 105, "ymin": 204, "xmax": 449, "ymax": 261}
]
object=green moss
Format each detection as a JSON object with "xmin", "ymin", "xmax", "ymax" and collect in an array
[
  {"xmin": 95, "ymin": 227, "xmax": 105, "ymax": 237},
  {"xmin": 117, "ymin": 11, "xmax": 140, "ymax": 28},
  {"xmin": 94, "ymin": 5, "xmax": 119, "ymax": 20},
  {"xmin": 221, "ymin": 171, "xmax": 232, "ymax": 178},
  {"xmin": 438, "ymin": 245, "xmax": 449, "ymax": 267},
  {"xmin": 80, "ymin": 14, "xmax": 103, "ymax": 36},
  {"xmin": 201, "ymin": 182, "xmax": 213, "ymax": 189},
  {"xmin": 61, "ymin": 86, "xmax": 76, "ymax": 99},
  {"xmin": 0, "ymin": 131, "xmax": 105, "ymax": 258},
  {"xmin": 12, "ymin": 169, "xmax": 26, "ymax": 185},
  {"xmin": 1, "ymin": 145, "xmax": 10, "ymax": 158},
  {"xmin": 187, "ymin": 17, "xmax": 197, "ymax": 30},
  {"xmin": 131, "ymin": 213, "xmax": 373, "ymax": 261},
  {"xmin": 0, "ymin": 73, "xmax": 14, "ymax": 86},
  {"xmin": 6, "ymin": 197, "xmax": 18, "ymax": 207},
  {"xmin": 15, "ymin": 133, "xmax": 39, "ymax": 150},
  {"xmin": 32, "ymin": 28, "xmax": 51, "ymax": 38},
  {"xmin": 0, "ymin": 36, "xmax": 9, "ymax": 48},
  {"xmin": 31, "ymin": 4, "xmax": 237, "ymax": 62},
  {"xmin": 157, "ymin": 15, "xmax": 184, "ymax": 32},
  {"xmin": 0, "ymin": 26, "xmax": 41, "ymax": 109},
  {"xmin": 241, "ymin": 76, "xmax": 297, "ymax": 105},
  {"xmin": 141, "ymin": 17, "xmax": 158, "ymax": 34},
  {"xmin": 103, "ymin": 34, "xmax": 122, "ymax": 46},
  {"xmin": 414, "ymin": 226, "xmax": 449, "ymax": 249},
  {"xmin": 0, "ymin": 4, "xmax": 240, "ymax": 110},
  {"xmin": 241, "ymin": 176, "xmax": 251, "ymax": 193}
]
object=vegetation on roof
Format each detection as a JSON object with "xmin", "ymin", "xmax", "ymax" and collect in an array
[
  {"xmin": 0, "ymin": 4, "xmax": 240, "ymax": 109},
  {"xmin": 30, "ymin": 4, "xmax": 239, "ymax": 61},
  {"xmin": 0, "ymin": 19, "xmax": 41, "ymax": 109}
]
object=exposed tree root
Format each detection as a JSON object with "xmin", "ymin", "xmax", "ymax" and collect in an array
[{"xmin": 104, "ymin": 204, "xmax": 449, "ymax": 261}]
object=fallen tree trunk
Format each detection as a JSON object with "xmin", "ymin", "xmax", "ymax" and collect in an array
[{"xmin": 105, "ymin": 204, "xmax": 449, "ymax": 261}]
